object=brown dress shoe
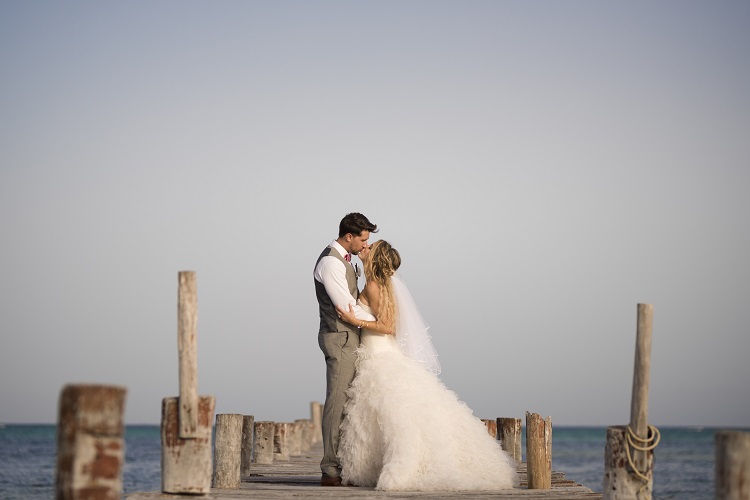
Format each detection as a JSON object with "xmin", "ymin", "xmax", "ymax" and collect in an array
[{"xmin": 320, "ymin": 473, "xmax": 342, "ymax": 486}]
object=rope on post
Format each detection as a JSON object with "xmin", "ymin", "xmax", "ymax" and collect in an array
[{"xmin": 624, "ymin": 424, "xmax": 661, "ymax": 499}]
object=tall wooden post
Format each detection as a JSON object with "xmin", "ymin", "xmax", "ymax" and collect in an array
[
  {"xmin": 526, "ymin": 412, "xmax": 551, "ymax": 489},
  {"xmin": 56, "ymin": 384, "xmax": 127, "ymax": 500},
  {"xmin": 498, "ymin": 417, "xmax": 522, "ymax": 463},
  {"xmin": 631, "ymin": 304, "xmax": 653, "ymax": 473},
  {"xmin": 161, "ymin": 271, "xmax": 215, "ymax": 494},
  {"xmin": 212, "ymin": 414, "xmax": 243, "ymax": 489},
  {"xmin": 715, "ymin": 431, "xmax": 750, "ymax": 500},
  {"xmin": 178, "ymin": 271, "xmax": 199, "ymax": 438},
  {"xmin": 604, "ymin": 303, "xmax": 656, "ymax": 499}
]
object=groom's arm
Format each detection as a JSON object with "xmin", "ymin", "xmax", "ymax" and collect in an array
[{"xmin": 315, "ymin": 257, "xmax": 365, "ymax": 316}]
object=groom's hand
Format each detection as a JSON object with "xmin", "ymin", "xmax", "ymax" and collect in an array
[{"xmin": 336, "ymin": 304, "xmax": 358, "ymax": 325}]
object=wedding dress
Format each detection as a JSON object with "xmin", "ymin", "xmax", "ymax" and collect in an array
[{"xmin": 338, "ymin": 277, "xmax": 518, "ymax": 491}]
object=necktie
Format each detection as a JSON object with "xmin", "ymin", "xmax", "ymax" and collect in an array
[{"xmin": 344, "ymin": 253, "xmax": 351, "ymax": 262}]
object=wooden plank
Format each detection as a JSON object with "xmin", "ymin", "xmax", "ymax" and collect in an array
[{"xmin": 126, "ymin": 441, "xmax": 601, "ymax": 499}]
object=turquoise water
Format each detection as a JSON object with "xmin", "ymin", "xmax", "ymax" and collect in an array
[
  {"xmin": 549, "ymin": 426, "xmax": 722, "ymax": 499},
  {"xmin": 0, "ymin": 424, "xmax": 161, "ymax": 500},
  {"xmin": 0, "ymin": 424, "xmax": 741, "ymax": 499}
]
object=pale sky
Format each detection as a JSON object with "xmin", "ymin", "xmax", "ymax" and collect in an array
[{"xmin": 1, "ymin": 1, "xmax": 748, "ymax": 427}]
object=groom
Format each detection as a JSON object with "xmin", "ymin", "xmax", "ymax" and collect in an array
[{"xmin": 313, "ymin": 212, "xmax": 377, "ymax": 487}]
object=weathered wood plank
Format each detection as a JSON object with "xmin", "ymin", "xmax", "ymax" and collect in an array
[{"xmin": 127, "ymin": 441, "xmax": 601, "ymax": 499}]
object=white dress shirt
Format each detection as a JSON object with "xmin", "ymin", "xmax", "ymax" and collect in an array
[{"xmin": 314, "ymin": 240, "xmax": 365, "ymax": 317}]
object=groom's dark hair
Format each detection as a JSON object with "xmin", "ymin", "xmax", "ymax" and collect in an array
[{"xmin": 339, "ymin": 212, "xmax": 378, "ymax": 237}]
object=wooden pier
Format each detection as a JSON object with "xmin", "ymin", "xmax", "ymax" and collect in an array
[
  {"xmin": 126, "ymin": 440, "xmax": 601, "ymax": 499},
  {"xmin": 122, "ymin": 274, "xmax": 601, "ymax": 499},
  {"xmin": 56, "ymin": 281, "xmax": 750, "ymax": 500}
]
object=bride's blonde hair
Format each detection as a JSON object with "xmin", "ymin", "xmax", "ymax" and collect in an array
[{"xmin": 364, "ymin": 240, "xmax": 401, "ymax": 327}]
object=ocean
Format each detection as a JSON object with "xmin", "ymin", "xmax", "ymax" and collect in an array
[{"xmin": 0, "ymin": 424, "xmax": 739, "ymax": 499}]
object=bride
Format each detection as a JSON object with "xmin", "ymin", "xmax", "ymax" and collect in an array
[{"xmin": 335, "ymin": 240, "xmax": 518, "ymax": 491}]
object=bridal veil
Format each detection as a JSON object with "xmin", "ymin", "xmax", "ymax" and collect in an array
[{"xmin": 391, "ymin": 274, "xmax": 441, "ymax": 375}]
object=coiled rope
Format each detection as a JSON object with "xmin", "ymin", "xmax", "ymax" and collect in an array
[{"xmin": 625, "ymin": 424, "xmax": 661, "ymax": 499}]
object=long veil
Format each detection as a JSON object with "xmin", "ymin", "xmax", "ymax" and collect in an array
[{"xmin": 391, "ymin": 274, "xmax": 441, "ymax": 375}]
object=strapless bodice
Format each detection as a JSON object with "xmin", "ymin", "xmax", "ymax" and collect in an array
[
  {"xmin": 358, "ymin": 301, "xmax": 398, "ymax": 354},
  {"xmin": 357, "ymin": 301, "xmax": 377, "ymax": 321}
]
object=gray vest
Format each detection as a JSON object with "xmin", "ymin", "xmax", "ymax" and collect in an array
[{"xmin": 314, "ymin": 246, "xmax": 359, "ymax": 334}]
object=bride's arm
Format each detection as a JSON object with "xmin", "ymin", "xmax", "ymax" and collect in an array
[
  {"xmin": 337, "ymin": 304, "xmax": 395, "ymax": 335},
  {"xmin": 336, "ymin": 281, "xmax": 395, "ymax": 335}
]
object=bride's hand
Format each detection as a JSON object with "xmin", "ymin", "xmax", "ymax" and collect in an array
[{"xmin": 336, "ymin": 304, "xmax": 358, "ymax": 325}]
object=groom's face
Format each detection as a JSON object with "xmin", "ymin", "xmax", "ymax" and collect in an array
[{"xmin": 348, "ymin": 231, "xmax": 370, "ymax": 255}]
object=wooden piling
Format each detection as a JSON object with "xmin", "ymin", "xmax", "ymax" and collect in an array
[
  {"xmin": 289, "ymin": 421, "xmax": 303, "ymax": 456},
  {"xmin": 603, "ymin": 425, "xmax": 652, "ymax": 499},
  {"xmin": 526, "ymin": 411, "xmax": 551, "ymax": 489},
  {"xmin": 160, "ymin": 396, "xmax": 215, "ymax": 494},
  {"xmin": 240, "ymin": 415, "xmax": 255, "ymax": 476},
  {"xmin": 253, "ymin": 421, "xmax": 275, "ymax": 465},
  {"xmin": 178, "ymin": 271, "xmax": 199, "ymax": 439},
  {"xmin": 630, "ymin": 304, "xmax": 653, "ymax": 474},
  {"xmin": 310, "ymin": 401, "xmax": 322, "ymax": 444},
  {"xmin": 604, "ymin": 304, "xmax": 656, "ymax": 499},
  {"xmin": 56, "ymin": 384, "xmax": 127, "ymax": 500},
  {"xmin": 482, "ymin": 419, "xmax": 497, "ymax": 438},
  {"xmin": 297, "ymin": 419, "xmax": 313, "ymax": 452},
  {"xmin": 161, "ymin": 270, "xmax": 215, "ymax": 494},
  {"xmin": 213, "ymin": 414, "xmax": 243, "ymax": 489},
  {"xmin": 498, "ymin": 417, "xmax": 523, "ymax": 463},
  {"xmin": 306, "ymin": 419, "xmax": 315, "ymax": 450},
  {"xmin": 273, "ymin": 422, "xmax": 290, "ymax": 461},
  {"xmin": 715, "ymin": 430, "xmax": 750, "ymax": 500}
]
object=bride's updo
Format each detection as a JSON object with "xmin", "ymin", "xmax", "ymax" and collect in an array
[
  {"xmin": 365, "ymin": 240, "xmax": 400, "ymax": 280},
  {"xmin": 364, "ymin": 240, "xmax": 401, "ymax": 328}
]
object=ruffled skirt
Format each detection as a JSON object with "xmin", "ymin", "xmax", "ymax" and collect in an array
[{"xmin": 338, "ymin": 338, "xmax": 518, "ymax": 491}]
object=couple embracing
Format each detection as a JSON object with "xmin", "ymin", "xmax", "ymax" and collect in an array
[{"xmin": 314, "ymin": 212, "xmax": 518, "ymax": 491}]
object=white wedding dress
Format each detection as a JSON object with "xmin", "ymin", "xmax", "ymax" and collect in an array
[{"xmin": 338, "ymin": 300, "xmax": 519, "ymax": 491}]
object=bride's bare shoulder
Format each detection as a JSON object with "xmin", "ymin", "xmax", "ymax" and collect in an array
[{"xmin": 362, "ymin": 281, "xmax": 381, "ymax": 304}]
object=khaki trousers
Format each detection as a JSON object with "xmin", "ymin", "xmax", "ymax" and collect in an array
[{"xmin": 318, "ymin": 329, "xmax": 359, "ymax": 477}]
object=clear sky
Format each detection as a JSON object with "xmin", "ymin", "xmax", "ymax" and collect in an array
[{"xmin": 1, "ymin": 1, "xmax": 748, "ymax": 427}]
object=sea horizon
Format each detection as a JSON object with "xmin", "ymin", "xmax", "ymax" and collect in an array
[{"xmin": 2, "ymin": 423, "xmax": 747, "ymax": 499}]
